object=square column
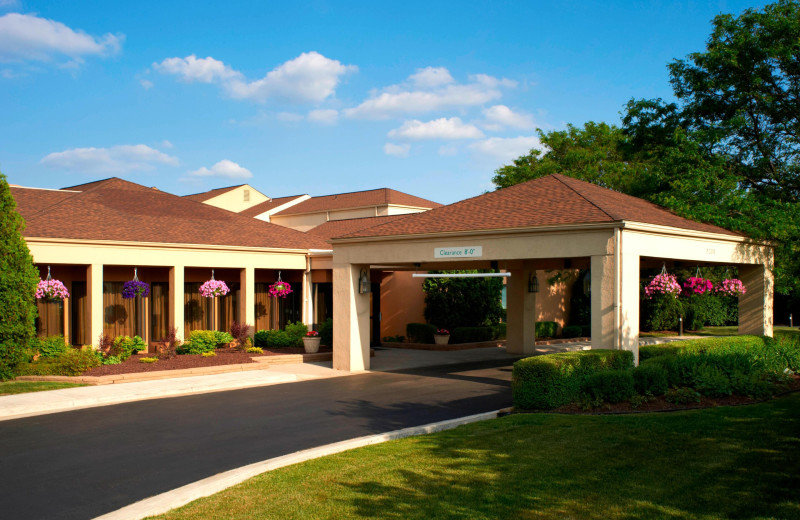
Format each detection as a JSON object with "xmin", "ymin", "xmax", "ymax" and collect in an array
[
  {"xmin": 591, "ymin": 254, "xmax": 615, "ymax": 350},
  {"xmin": 169, "ymin": 265, "xmax": 185, "ymax": 341},
  {"xmin": 87, "ymin": 263, "xmax": 103, "ymax": 347},
  {"xmin": 619, "ymin": 253, "xmax": 640, "ymax": 364},
  {"xmin": 239, "ymin": 266, "xmax": 255, "ymax": 336},
  {"xmin": 332, "ymin": 263, "xmax": 370, "ymax": 371},
  {"xmin": 738, "ymin": 264, "xmax": 774, "ymax": 337},
  {"xmin": 302, "ymin": 262, "xmax": 313, "ymax": 327},
  {"xmin": 506, "ymin": 268, "xmax": 537, "ymax": 354}
]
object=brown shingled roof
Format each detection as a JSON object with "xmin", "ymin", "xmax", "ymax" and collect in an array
[
  {"xmin": 339, "ymin": 174, "xmax": 741, "ymax": 239},
  {"xmin": 239, "ymin": 195, "xmax": 306, "ymax": 218},
  {"xmin": 273, "ymin": 188, "xmax": 441, "ymax": 216},
  {"xmin": 307, "ymin": 215, "xmax": 411, "ymax": 241},
  {"xmin": 10, "ymin": 187, "xmax": 80, "ymax": 220},
  {"xmin": 15, "ymin": 178, "xmax": 329, "ymax": 250},
  {"xmin": 182, "ymin": 184, "xmax": 246, "ymax": 202}
]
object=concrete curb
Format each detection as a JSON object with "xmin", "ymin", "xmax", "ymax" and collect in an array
[{"xmin": 93, "ymin": 409, "xmax": 504, "ymax": 520}]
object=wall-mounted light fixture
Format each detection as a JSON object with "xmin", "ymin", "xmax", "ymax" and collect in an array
[
  {"xmin": 358, "ymin": 268, "xmax": 371, "ymax": 294},
  {"xmin": 528, "ymin": 273, "xmax": 539, "ymax": 293}
]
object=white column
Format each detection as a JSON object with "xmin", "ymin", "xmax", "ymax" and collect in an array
[
  {"xmin": 619, "ymin": 252, "xmax": 640, "ymax": 364},
  {"xmin": 506, "ymin": 268, "xmax": 537, "ymax": 354},
  {"xmin": 738, "ymin": 263, "xmax": 774, "ymax": 337},
  {"xmin": 302, "ymin": 260, "xmax": 313, "ymax": 327},
  {"xmin": 170, "ymin": 265, "xmax": 185, "ymax": 341},
  {"xmin": 240, "ymin": 267, "xmax": 255, "ymax": 336},
  {"xmin": 591, "ymin": 254, "xmax": 616, "ymax": 350},
  {"xmin": 332, "ymin": 263, "xmax": 371, "ymax": 371},
  {"xmin": 87, "ymin": 263, "xmax": 103, "ymax": 346}
]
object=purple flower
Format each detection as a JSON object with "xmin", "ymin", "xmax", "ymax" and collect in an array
[{"xmin": 122, "ymin": 280, "xmax": 150, "ymax": 299}]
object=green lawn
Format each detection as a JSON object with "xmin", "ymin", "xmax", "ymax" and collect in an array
[
  {"xmin": 150, "ymin": 393, "xmax": 800, "ymax": 520},
  {"xmin": 641, "ymin": 325, "xmax": 800, "ymax": 340},
  {"xmin": 0, "ymin": 381, "xmax": 86, "ymax": 395}
]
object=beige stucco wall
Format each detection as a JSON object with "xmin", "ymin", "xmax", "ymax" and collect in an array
[
  {"xmin": 203, "ymin": 185, "xmax": 269, "ymax": 213},
  {"xmin": 270, "ymin": 213, "xmax": 328, "ymax": 232},
  {"xmin": 535, "ymin": 270, "xmax": 577, "ymax": 330},
  {"xmin": 379, "ymin": 271, "xmax": 425, "ymax": 338}
]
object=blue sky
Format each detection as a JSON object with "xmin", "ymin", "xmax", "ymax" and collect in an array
[{"xmin": 0, "ymin": 0, "xmax": 766, "ymax": 204}]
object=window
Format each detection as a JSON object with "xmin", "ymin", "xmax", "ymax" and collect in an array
[{"xmin": 243, "ymin": 189, "xmax": 250, "ymax": 202}]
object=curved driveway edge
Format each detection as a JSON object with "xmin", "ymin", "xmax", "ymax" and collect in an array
[{"xmin": 93, "ymin": 409, "xmax": 504, "ymax": 520}]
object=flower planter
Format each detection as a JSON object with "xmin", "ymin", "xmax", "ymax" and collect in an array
[
  {"xmin": 433, "ymin": 334, "xmax": 450, "ymax": 346},
  {"xmin": 303, "ymin": 336, "xmax": 321, "ymax": 353}
]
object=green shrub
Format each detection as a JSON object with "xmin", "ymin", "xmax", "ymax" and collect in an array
[
  {"xmin": 177, "ymin": 330, "xmax": 234, "ymax": 354},
  {"xmin": 102, "ymin": 355, "xmax": 122, "ymax": 365},
  {"xmin": 632, "ymin": 363, "xmax": 669, "ymax": 395},
  {"xmin": 139, "ymin": 357, "xmax": 158, "ymax": 363},
  {"xmin": 582, "ymin": 370, "xmax": 635, "ymax": 403},
  {"xmin": 580, "ymin": 325, "xmax": 591, "ymax": 337},
  {"xmin": 254, "ymin": 329, "xmax": 293, "ymax": 348},
  {"xmin": 493, "ymin": 323, "xmax": 507, "ymax": 340},
  {"xmin": 31, "ymin": 335, "xmax": 69, "ymax": 358},
  {"xmin": 111, "ymin": 335, "xmax": 146, "ymax": 361},
  {"xmin": 665, "ymin": 387, "xmax": 701, "ymax": 405},
  {"xmin": 284, "ymin": 321, "xmax": 308, "ymax": 346},
  {"xmin": 640, "ymin": 355, "xmax": 682, "ymax": 387},
  {"xmin": 691, "ymin": 364, "xmax": 733, "ymax": 397},
  {"xmin": 451, "ymin": 326, "xmax": 494, "ymax": 344},
  {"xmin": 422, "ymin": 270, "xmax": 504, "ymax": 331},
  {"xmin": 535, "ymin": 321, "xmax": 558, "ymax": 339},
  {"xmin": 730, "ymin": 371, "xmax": 776, "ymax": 399},
  {"xmin": 382, "ymin": 335, "xmax": 405, "ymax": 343},
  {"xmin": 641, "ymin": 292, "xmax": 683, "ymax": 331},
  {"xmin": 246, "ymin": 346, "xmax": 263, "ymax": 354},
  {"xmin": 562, "ymin": 325, "xmax": 583, "ymax": 339},
  {"xmin": 318, "ymin": 318, "xmax": 333, "ymax": 346},
  {"xmin": 512, "ymin": 349, "xmax": 635, "ymax": 410},
  {"xmin": 17, "ymin": 347, "xmax": 100, "ymax": 376},
  {"xmin": 202, "ymin": 351, "xmax": 216, "ymax": 357},
  {"xmin": 0, "ymin": 173, "xmax": 40, "ymax": 380},
  {"xmin": 254, "ymin": 329, "xmax": 269, "ymax": 348},
  {"xmin": 407, "ymin": 323, "xmax": 437, "ymax": 344}
]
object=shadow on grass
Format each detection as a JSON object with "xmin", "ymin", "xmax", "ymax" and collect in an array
[{"xmin": 331, "ymin": 394, "xmax": 800, "ymax": 520}]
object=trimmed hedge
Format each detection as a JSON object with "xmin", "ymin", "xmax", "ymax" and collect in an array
[
  {"xmin": 582, "ymin": 370, "xmax": 635, "ymax": 403},
  {"xmin": 562, "ymin": 325, "xmax": 583, "ymax": 339},
  {"xmin": 16, "ymin": 347, "xmax": 100, "ymax": 376},
  {"xmin": 535, "ymin": 321, "xmax": 558, "ymax": 339},
  {"xmin": 493, "ymin": 323, "xmax": 507, "ymax": 340},
  {"xmin": 512, "ymin": 349, "xmax": 635, "ymax": 410},
  {"xmin": 451, "ymin": 326, "xmax": 494, "ymax": 344},
  {"xmin": 632, "ymin": 363, "xmax": 669, "ymax": 396},
  {"xmin": 407, "ymin": 323, "xmax": 437, "ymax": 344},
  {"xmin": 30, "ymin": 335, "xmax": 69, "ymax": 359}
]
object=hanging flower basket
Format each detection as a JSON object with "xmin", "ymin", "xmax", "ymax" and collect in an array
[
  {"xmin": 200, "ymin": 279, "xmax": 230, "ymax": 298},
  {"xmin": 268, "ymin": 280, "xmax": 293, "ymax": 298},
  {"xmin": 36, "ymin": 278, "xmax": 69, "ymax": 301},
  {"xmin": 716, "ymin": 278, "xmax": 746, "ymax": 296},
  {"xmin": 123, "ymin": 280, "xmax": 150, "ymax": 299},
  {"xmin": 644, "ymin": 272, "xmax": 681, "ymax": 299},
  {"xmin": 683, "ymin": 276, "xmax": 714, "ymax": 295}
]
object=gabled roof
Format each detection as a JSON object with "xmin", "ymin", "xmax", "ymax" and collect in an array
[
  {"xmin": 13, "ymin": 178, "xmax": 329, "ymax": 250},
  {"xmin": 239, "ymin": 195, "xmax": 306, "ymax": 218},
  {"xmin": 307, "ymin": 215, "xmax": 410, "ymax": 241},
  {"xmin": 9, "ymin": 187, "xmax": 80, "ymax": 220},
  {"xmin": 339, "ymin": 174, "xmax": 741, "ymax": 239},
  {"xmin": 182, "ymin": 184, "xmax": 247, "ymax": 202},
  {"xmin": 272, "ymin": 188, "xmax": 441, "ymax": 216}
]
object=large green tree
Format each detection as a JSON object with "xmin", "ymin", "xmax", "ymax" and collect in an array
[
  {"xmin": 0, "ymin": 172, "xmax": 39, "ymax": 380},
  {"xmin": 492, "ymin": 0, "xmax": 800, "ymax": 295}
]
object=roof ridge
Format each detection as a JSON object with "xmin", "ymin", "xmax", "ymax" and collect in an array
[
  {"xmin": 22, "ymin": 177, "xmax": 122, "ymax": 222},
  {"xmin": 550, "ymin": 174, "xmax": 619, "ymax": 221}
]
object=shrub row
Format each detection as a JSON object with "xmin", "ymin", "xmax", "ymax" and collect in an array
[
  {"xmin": 16, "ymin": 347, "xmax": 100, "ymax": 376},
  {"xmin": 535, "ymin": 321, "xmax": 558, "ymax": 339},
  {"xmin": 177, "ymin": 330, "xmax": 234, "ymax": 355},
  {"xmin": 253, "ymin": 322, "xmax": 308, "ymax": 348},
  {"xmin": 512, "ymin": 349, "xmax": 634, "ymax": 410}
]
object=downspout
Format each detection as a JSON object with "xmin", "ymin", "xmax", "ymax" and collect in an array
[{"xmin": 614, "ymin": 227, "xmax": 621, "ymax": 349}]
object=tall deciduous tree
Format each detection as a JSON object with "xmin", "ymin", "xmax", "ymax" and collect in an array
[{"xmin": 0, "ymin": 172, "xmax": 39, "ymax": 380}]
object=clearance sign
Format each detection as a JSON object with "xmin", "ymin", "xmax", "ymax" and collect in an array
[{"xmin": 434, "ymin": 246, "xmax": 483, "ymax": 259}]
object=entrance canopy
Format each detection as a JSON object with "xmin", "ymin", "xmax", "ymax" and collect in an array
[{"xmin": 330, "ymin": 174, "xmax": 773, "ymax": 371}]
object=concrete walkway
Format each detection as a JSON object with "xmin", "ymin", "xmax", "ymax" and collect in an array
[{"xmin": 0, "ymin": 337, "xmax": 700, "ymax": 422}]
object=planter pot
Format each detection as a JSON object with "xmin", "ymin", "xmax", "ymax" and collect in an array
[
  {"xmin": 303, "ymin": 336, "xmax": 321, "ymax": 353},
  {"xmin": 433, "ymin": 334, "xmax": 450, "ymax": 345}
]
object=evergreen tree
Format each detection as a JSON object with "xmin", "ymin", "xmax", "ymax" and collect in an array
[{"xmin": 0, "ymin": 172, "xmax": 39, "ymax": 380}]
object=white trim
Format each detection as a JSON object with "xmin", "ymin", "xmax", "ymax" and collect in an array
[
  {"xmin": 23, "ymin": 236, "xmax": 310, "ymax": 255},
  {"xmin": 412, "ymin": 272, "xmax": 510, "ymax": 278}
]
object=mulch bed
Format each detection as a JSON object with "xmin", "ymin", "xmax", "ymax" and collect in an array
[
  {"xmin": 81, "ymin": 347, "xmax": 333, "ymax": 376},
  {"xmin": 548, "ymin": 375, "xmax": 800, "ymax": 414}
]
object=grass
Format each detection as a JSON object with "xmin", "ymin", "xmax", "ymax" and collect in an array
[
  {"xmin": 150, "ymin": 393, "xmax": 800, "ymax": 520},
  {"xmin": 0, "ymin": 381, "xmax": 86, "ymax": 395},
  {"xmin": 640, "ymin": 325, "xmax": 800, "ymax": 340}
]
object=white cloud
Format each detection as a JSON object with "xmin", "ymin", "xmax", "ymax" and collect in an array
[
  {"xmin": 160, "ymin": 140, "xmax": 173, "ymax": 149},
  {"xmin": 41, "ymin": 144, "xmax": 178, "ymax": 174},
  {"xmin": 307, "ymin": 108, "xmax": 338, "ymax": 125},
  {"xmin": 140, "ymin": 78, "xmax": 153, "ymax": 89},
  {"xmin": 384, "ymin": 143, "xmax": 410, "ymax": 157},
  {"xmin": 482, "ymin": 105, "xmax": 535, "ymax": 131},
  {"xmin": 408, "ymin": 66, "xmax": 454, "ymax": 88},
  {"xmin": 438, "ymin": 145, "xmax": 458, "ymax": 156},
  {"xmin": 388, "ymin": 117, "xmax": 483, "ymax": 140},
  {"xmin": 155, "ymin": 51, "xmax": 356, "ymax": 104},
  {"xmin": 154, "ymin": 55, "xmax": 241, "ymax": 83},
  {"xmin": 0, "ymin": 13, "xmax": 122, "ymax": 63},
  {"xmin": 277, "ymin": 111, "xmax": 304, "ymax": 122},
  {"xmin": 469, "ymin": 135, "xmax": 544, "ymax": 162},
  {"xmin": 188, "ymin": 159, "xmax": 252, "ymax": 179},
  {"xmin": 344, "ymin": 70, "xmax": 515, "ymax": 120}
]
